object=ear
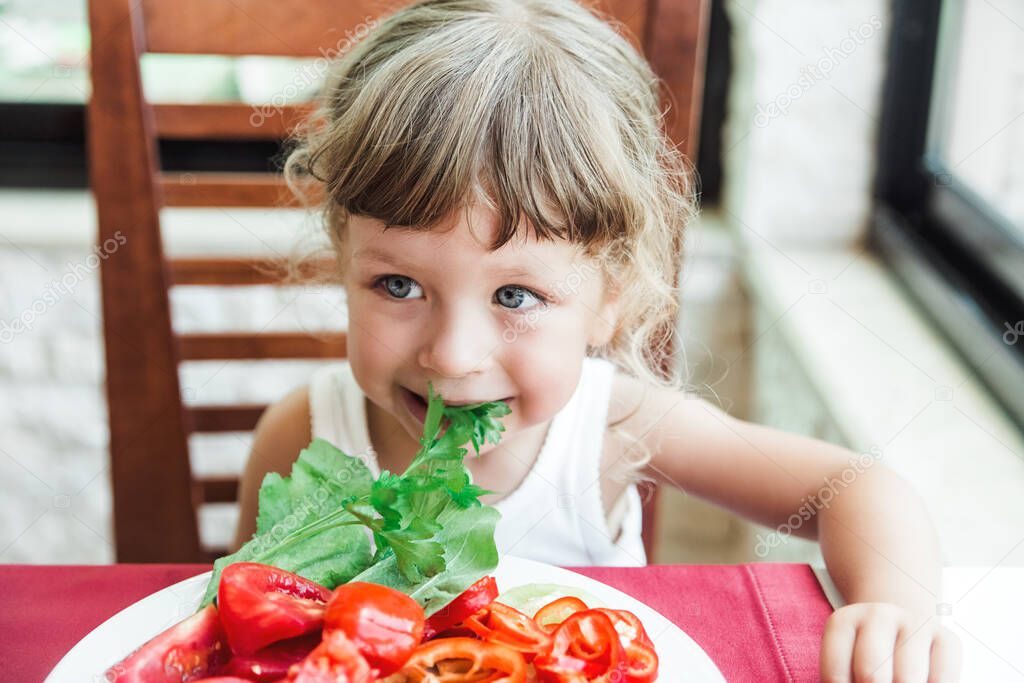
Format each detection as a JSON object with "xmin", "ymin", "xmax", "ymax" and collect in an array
[{"xmin": 587, "ymin": 287, "xmax": 621, "ymax": 350}]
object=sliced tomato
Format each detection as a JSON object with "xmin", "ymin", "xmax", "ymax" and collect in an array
[
  {"xmin": 534, "ymin": 596, "xmax": 588, "ymax": 633},
  {"xmin": 191, "ymin": 678, "xmax": 253, "ymax": 682},
  {"xmin": 463, "ymin": 601, "xmax": 552, "ymax": 662},
  {"xmin": 285, "ymin": 629, "xmax": 376, "ymax": 682},
  {"xmin": 104, "ymin": 604, "xmax": 230, "ymax": 682},
  {"xmin": 217, "ymin": 562, "xmax": 331, "ymax": 656},
  {"xmin": 422, "ymin": 575, "xmax": 499, "ymax": 640},
  {"xmin": 533, "ymin": 609, "xmax": 623, "ymax": 682},
  {"xmin": 217, "ymin": 631, "xmax": 321, "ymax": 681},
  {"xmin": 399, "ymin": 637, "xmax": 527, "ymax": 682},
  {"xmin": 323, "ymin": 581, "xmax": 425, "ymax": 676}
]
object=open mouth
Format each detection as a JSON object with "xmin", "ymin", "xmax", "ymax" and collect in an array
[{"xmin": 401, "ymin": 387, "xmax": 513, "ymax": 423}]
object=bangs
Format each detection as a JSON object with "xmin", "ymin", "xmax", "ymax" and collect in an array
[{"xmin": 306, "ymin": 18, "xmax": 632, "ymax": 253}]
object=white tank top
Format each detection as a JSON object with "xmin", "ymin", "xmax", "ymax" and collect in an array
[{"xmin": 308, "ymin": 356, "xmax": 647, "ymax": 567}]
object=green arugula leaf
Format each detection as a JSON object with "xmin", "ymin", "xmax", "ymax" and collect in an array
[
  {"xmin": 199, "ymin": 440, "xmax": 377, "ymax": 606},
  {"xmin": 200, "ymin": 379, "xmax": 513, "ymax": 613}
]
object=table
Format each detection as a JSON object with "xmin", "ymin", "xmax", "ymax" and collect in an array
[{"xmin": 3, "ymin": 562, "xmax": 835, "ymax": 681}]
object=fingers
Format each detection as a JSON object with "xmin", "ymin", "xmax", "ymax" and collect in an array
[
  {"xmin": 891, "ymin": 620, "xmax": 934, "ymax": 683},
  {"xmin": 821, "ymin": 603, "xmax": 955, "ymax": 683},
  {"xmin": 928, "ymin": 626, "xmax": 963, "ymax": 683},
  {"xmin": 821, "ymin": 609, "xmax": 858, "ymax": 682},
  {"xmin": 851, "ymin": 608, "xmax": 900, "ymax": 682}
]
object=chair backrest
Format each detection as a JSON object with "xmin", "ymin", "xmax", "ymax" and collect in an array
[{"xmin": 88, "ymin": 0, "xmax": 708, "ymax": 563}]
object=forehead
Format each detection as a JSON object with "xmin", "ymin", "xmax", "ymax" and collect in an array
[{"xmin": 346, "ymin": 204, "xmax": 585, "ymax": 277}]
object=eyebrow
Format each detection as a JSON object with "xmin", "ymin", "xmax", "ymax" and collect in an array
[{"xmin": 354, "ymin": 247, "xmax": 541, "ymax": 277}]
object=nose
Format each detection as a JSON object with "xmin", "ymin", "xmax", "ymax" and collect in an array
[{"xmin": 417, "ymin": 305, "xmax": 497, "ymax": 379}]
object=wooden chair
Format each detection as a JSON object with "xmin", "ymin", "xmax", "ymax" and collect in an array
[{"xmin": 87, "ymin": 0, "xmax": 709, "ymax": 564}]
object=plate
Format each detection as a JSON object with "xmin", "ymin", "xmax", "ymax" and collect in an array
[{"xmin": 46, "ymin": 555, "xmax": 725, "ymax": 681}]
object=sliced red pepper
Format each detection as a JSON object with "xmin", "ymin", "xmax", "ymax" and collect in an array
[
  {"xmin": 534, "ymin": 596, "xmax": 588, "ymax": 633},
  {"xmin": 463, "ymin": 601, "xmax": 552, "ymax": 662},
  {"xmin": 618, "ymin": 639, "xmax": 660, "ymax": 683},
  {"xmin": 422, "ymin": 575, "xmax": 499, "ymax": 641},
  {"xmin": 533, "ymin": 609, "xmax": 623, "ymax": 682},
  {"xmin": 592, "ymin": 607, "xmax": 655, "ymax": 650},
  {"xmin": 399, "ymin": 636, "xmax": 527, "ymax": 682}
]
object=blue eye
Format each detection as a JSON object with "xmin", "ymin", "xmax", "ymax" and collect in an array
[
  {"xmin": 374, "ymin": 275, "xmax": 424, "ymax": 300},
  {"xmin": 495, "ymin": 285, "xmax": 547, "ymax": 311},
  {"xmin": 372, "ymin": 276, "xmax": 547, "ymax": 311}
]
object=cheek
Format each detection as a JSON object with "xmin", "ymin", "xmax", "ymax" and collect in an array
[
  {"xmin": 503, "ymin": 322, "xmax": 587, "ymax": 424},
  {"xmin": 344, "ymin": 297, "xmax": 409, "ymax": 393}
]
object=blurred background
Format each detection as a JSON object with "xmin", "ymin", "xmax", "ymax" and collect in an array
[{"xmin": 1, "ymin": 0, "xmax": 1022, "ymax": 569}]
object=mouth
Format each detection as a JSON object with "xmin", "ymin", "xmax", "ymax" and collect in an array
[{"xmin": 401, "ymin": 386, "xmax": 514, "ymax": 423}]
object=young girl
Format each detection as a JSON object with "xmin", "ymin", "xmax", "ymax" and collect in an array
[{"xmin": 232, "ymin": 0, "xmax": 961, "ymax": 680}]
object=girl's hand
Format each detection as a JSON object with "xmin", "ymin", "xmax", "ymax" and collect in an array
[{"xmin": 820, "ymin": 602, "xmax": 962, "ymax": 682}]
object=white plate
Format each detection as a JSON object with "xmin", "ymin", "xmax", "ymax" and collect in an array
[{"xmin": 47, "ymin": 555, "xmax": 725, "ymax": 681}]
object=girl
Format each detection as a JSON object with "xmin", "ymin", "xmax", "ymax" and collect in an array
[{"xmin": 232, "ymin": 0, "xmax": 961, "ymax": 680}]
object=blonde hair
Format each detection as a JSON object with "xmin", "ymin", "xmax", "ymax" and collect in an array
[{"xmin": 284, "ymin": 0, "xmax": 698, "ymax": 488}]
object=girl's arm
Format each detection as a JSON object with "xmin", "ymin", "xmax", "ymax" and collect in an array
[
  {"xmin": 613, "ymin": 376, "xmax": 961, "ymax": 681},
  {"xmin": 231, "ymin": 385, "xmax": 313, "ymax": 552}
]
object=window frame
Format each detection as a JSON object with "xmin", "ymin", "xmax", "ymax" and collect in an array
[{"xmin": 872, "ymin": 0, "xmax": 1024, "ymax": 430}]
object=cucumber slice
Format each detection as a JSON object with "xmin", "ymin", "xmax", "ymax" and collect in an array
[{"xmin": 496, "ymin": 582, "xmax": 606, "ymax": 618}]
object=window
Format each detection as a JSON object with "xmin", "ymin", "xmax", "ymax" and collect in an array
[
  {"xmin": 0, "ymin": 0, "xmax": 319, "ymax": 187},
  {"xmin": 874, "ymin": 0, "xmax": 1024, "ymax": 429}
]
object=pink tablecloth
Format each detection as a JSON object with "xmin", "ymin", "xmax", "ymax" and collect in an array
[{"xmin": 0, "ymin": 562, "xmax": 834, "ymax": 681}]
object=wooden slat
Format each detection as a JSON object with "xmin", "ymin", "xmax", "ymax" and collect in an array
[
  {"xmin": 188, "ymin": 404, "xmax": 267, "ymax": 432},
  {"xmin": 592, "ymin": 0, "xmax": 648, "ymax": 53},
  {"xmin": 154, "ymin": 103, "xmax": 315, "ymax": 140},
  {"xmin": 159, "ymin": 172, "xmax": 300, "ymax": 207},
  {"xmin": 169, "ymin": 256, "xmax": 287, "ymax": 286},
  {"xmin": 141, "ymin": 0, "xmax": 648, "ymax": 58},
  {"xmin": 195, "ymin": 475, "xmax": 240, "ymax": 503},
  {"xmin": 89, "ymin": 0, "xmax": 202, "ymax": 563},
  {"xmin": 178, "ymin": 331, "xmax": 347, "ymax": 360},
  {"xmin": 168, "ymin": 255, "xmax": 337, "ymax": 286},
  {"xmin": 643, "ymin": 0, "xmax": 710, "ymax": 158},
  {"xmin": 141, "ymin": 0, "xmax": 394, "ymax": 56}
]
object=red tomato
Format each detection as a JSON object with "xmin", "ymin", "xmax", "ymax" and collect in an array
[
  {"xmin": 422, "ymin": 575, "xmax": 499, "ymax": 640},
  {"xmin": 400, "ymin": 637, "xmax": 527, "ymax": 682},
  {"xmin": 285, "ymin": 628, "xmax": 376, "ymax": 683},
  {"xmin": 217, "ymin": 562, "xmax": 331, "ymax": 656},
  {"xmin": 190, "ymin": 679, "xmax": 253, "ymax": 682},
  {"xmin": 463, "ymin": 601, "xmax": 552, "ymax": 662},
  {"xmin": 217, "ymin": 632, "xmax": 321, "ymax": 681},
  {"xmin": 104, "ymin": 604, "xmax": 230, "ymax": 682},
  {"xmin": 323, "ymin": 581, "xmax": 425, "ymax": 676},
  {"xmin": 533, "ymin": 609, "xmax": 623, "ymax": 682}
]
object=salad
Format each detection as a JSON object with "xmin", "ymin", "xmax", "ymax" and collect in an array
[{"xmin": 103, "ymin": 384, "xmax": 660, "ymax": 682}]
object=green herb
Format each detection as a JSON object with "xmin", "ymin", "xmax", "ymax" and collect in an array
[{"xmin": 199, "ymin": 382, "xmax": 511, "ymax": 615}]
